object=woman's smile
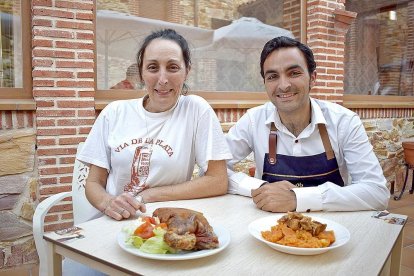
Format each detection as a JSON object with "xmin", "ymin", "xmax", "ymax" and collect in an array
[{"xmin": 154, "ymin": 89, "xmax": 173, "ymax": 95}]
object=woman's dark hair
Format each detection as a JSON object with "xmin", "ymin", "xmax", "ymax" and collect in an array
[
  {"xmin": 260, "ymin": 36, "xmax": 316, "ymax": 79},
  {"xmin": 137, "ymin": 29, "xmax": 191, "ymax": 93}
]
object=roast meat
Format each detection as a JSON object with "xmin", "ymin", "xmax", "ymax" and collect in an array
[{"xmin": 153, "ymin": 207, "xmax": 219, "ymax": 250}]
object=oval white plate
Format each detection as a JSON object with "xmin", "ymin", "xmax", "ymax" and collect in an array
[
  {"xmin": 248, "ymin": 215, "xmax": 350, "ymax": 256},
  {"xmin": 117, "ymin": 224, "xmax": 230, "ymax": 260}
]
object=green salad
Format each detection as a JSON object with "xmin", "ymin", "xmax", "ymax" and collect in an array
[{"xmin": 122, "ymin": 216, "xmax": 176, "ymax": 254}]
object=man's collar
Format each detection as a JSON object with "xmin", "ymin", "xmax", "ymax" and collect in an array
[
  {"xmin": 310, "ymin": 98, "xmax": 327, "ymax": 126},
  {"xmin": 264, "ymin": 102, "xmax": 279, "ymax": 126},
  {"xmin": 264, "ymin": 98, "xmax": 327, "ymax": 129}
]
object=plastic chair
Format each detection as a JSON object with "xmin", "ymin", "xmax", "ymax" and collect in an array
[{"xmin": 33, "ymin": 142, "xmax": 101, "ymax": 276}]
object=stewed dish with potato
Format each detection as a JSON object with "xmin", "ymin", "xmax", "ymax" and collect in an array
[{"xmin": 261, "ymin": 212, "xmax": 335, "ymax": 248}]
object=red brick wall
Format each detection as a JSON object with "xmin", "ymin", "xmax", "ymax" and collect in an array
[
  {"xmin": 283, "ymin": 0, "xmax": 301, "ymax": 39},
  {"xmin": 352, "ymin": 108, "xmax": 414, "ymax": 119},
  {"xmin": 168, "ymin": 0, "xmax": 184, "ymax": 23},
  {"xmin": 0, "ymin": 111, "xmax": 35, "ymax": 129},
  {"xmin": 307, "ymin": 0, "xmax": 347, "ymax": 103},
  {"xmin": 32, "ymin": 0, "xmax": 95, "ymax": 231},
  {"xmin": 215, "ymin": 108, "xmax": 247, "ymax": 123}
]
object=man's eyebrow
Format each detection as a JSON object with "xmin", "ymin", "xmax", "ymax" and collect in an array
[
  {"xmin": 287, "ymin": 64, "xmax": 305, "ymax": 71},
  {"xmin": 264, "ymin": 69, "xmax": 278, "ymax": 76},
  {"xmin": 264, "ymin": 64, "xmax": 305, "ymax": 76}
]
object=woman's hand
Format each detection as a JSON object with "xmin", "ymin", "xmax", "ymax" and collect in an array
[
  {"xmin": 86, "ymin": 165, "xmax": 147, "ymax": 220},
  {"xmin": 103, "ymin": 192, "xmax": 146, "ymax": 221}
]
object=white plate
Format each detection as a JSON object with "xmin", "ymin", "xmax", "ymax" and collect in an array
[
  {"xmin": 117, "ymin": 224, "xmax": 230, "ymax": 260},
  {"xmin": 248, "ymin": 215, "xmax": 350, "ymax": 256}
]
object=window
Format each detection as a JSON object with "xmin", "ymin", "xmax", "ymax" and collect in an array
[
  {"xmin": 345, "ymin": 0, "xmax": 414, "ymax": 98},
  {"xmin": 95, "ymin": 0, "xmax": 306, "ymax": 107},
  {"xmin": 0, "ymin": 0, "xmax": 32, "ymax": 102}
]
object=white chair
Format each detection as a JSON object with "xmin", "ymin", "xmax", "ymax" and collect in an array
[{"xmin": 33, "ymin": 142, "xmax": 101, "ymax": 276}]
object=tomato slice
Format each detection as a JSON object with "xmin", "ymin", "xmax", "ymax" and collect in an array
[
  {"xmin": 134, "ymin": 221, "xmax": 155, "ymax": 239},
  {"xmin": 143, "ymin": 216, "xmax": 156, "ymax": 225}
]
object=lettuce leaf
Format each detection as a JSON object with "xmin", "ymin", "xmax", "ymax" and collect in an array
[
  {"xmin": 139, "ymin": 227, "xmax": 176, "ymax": 254},
  {"xmin": 126, "ymin": 235, "xmax": 144, "ymax": 248},
  {"xmin": 124, "ymin": 224, "xmax": 176, "ymax": 254}
]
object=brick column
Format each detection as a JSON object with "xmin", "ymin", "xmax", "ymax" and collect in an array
[
  {"xmin": 283, "ymin": 0, "xmax": 301, "ymax": 39},
  {"xmin": 168, "ymin": 0, "xmax": 184, "ymax": 24},
  {"xmin": 32, "ymin": 0, "xmax": 95, "ymax": 231},
  {"xmin": 307, "ymin": 0, "xmax": 353, "ymax": 103}
]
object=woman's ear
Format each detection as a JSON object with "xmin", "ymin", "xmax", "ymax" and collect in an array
[{"xmin": 186, "ymin": 65, "xmax": 191, "ymax": 76}]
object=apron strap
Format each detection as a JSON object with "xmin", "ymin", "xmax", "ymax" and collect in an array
[
  {"xmin": 268, "ymin": 122, "xmax": 277, "ymax": 164},
  {"xmin": 318, "ymin": 124, "xmax": 335, "ymax": 160}
]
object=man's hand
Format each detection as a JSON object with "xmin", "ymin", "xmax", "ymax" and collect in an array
[{"xmin": 251, "ymin": 181, "xmax": 297, "ymax": 212}]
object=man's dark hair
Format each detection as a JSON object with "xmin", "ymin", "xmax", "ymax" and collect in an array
[{"xmin": 260, "ymin": 36, "xmax": 316, "ymax": 79}]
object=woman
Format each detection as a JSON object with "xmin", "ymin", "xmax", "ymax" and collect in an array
[{"xmin": 78, "ymin": 29, "xmax": 232, "ymax": 221}]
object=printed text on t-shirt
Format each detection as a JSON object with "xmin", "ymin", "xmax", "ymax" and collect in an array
[{"xmin": 115, "ymin": 138, "xmax": 174, "ymax": 157}]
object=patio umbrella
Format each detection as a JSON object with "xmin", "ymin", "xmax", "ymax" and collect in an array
[
  {"xmin": 212, "ymin": 17, "xmax": 293, "ymax": 51},
  {"xmin": 193, "ymin": 17, "xmax": 294, "ymax": 91},
  {"xmin": 96, "ymin": 10, "xmax": 214, "ymax": 88}
]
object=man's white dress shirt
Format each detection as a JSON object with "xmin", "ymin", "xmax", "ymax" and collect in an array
[{"xmin": 226, "ymin": 98, "xmax": 390, "ymax": 212}]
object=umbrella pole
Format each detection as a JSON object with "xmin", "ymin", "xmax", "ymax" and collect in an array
[{"xmin": 105, "ymin": 31, "xmax": 109, "ymax": 89}]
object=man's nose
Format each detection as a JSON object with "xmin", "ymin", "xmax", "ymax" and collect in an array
[{"xmin": 278, "ymin": 76, "xmax": 291, "ymax": 92}]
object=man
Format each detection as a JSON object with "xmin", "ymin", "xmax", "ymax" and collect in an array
[
  {"xmin": 110, "ymin": 63, "xmax": 141, "ymax": 89},
  {"xmin": 226, "ymin": 36, "xmax": 390, "ymax": 212}
]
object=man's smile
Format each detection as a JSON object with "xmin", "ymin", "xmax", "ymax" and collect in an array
[{"xmin": 276, "ymin": 93, "xmax": 296, "ymax": 99}]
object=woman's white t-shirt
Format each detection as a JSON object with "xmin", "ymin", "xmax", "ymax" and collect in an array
[{"xmin": 78, "ymin": 95, "xmax": 232, "ymax": 196}]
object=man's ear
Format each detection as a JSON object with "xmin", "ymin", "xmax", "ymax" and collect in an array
[{"xmin": 309, "ymin": 71, "xmax": 317, "ymax": 88}]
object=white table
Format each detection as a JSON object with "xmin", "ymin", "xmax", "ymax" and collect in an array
[{"xmin": 44, "ymin": 194, "xmax": 406, "ymax": 276}]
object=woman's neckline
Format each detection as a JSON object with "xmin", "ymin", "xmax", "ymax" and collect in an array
[{"xmin": 141, "ymin": 95, "xmax": 181, "ymax": 119}]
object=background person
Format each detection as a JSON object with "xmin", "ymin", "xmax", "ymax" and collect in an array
[
  {"xmin": 225, "ymin": 36, "xmax": 390, "ymax": 213},
  {"xmin": 110, "ymin": 63, "xmax": 141, "ymax": 89},
  {"xmin": 78, "ymin": 28, "xmax": 232, "ymax": 221}
]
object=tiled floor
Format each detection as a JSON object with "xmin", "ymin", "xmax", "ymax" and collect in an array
[
  {"xmin": 388, "ymin": 187, "xmax": 414, "ymax": 276},
  {"xmin": 1, "ymin": 189, "xmax": 414, "ymax": 276}
]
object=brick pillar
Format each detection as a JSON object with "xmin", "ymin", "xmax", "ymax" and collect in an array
[
  {"xmin": 127, "ymin": 0, "xmax": 140, "ymax": 16},
  {"xmin": 307, "ymin": 0, "xmax": 354, "ymax": 103},
  {"xmin": 344, "ymin": 16, "xmax": 357, "ymax": 94},
  {"xmin": 32, "ymin": 0, "xmax": 95, "ymax": 230},
  {"xmin": 168, "ymin": 0, "xmax": 184, "ymax": 24},
  {"xmin": 283, "ymin": 0, "xmax": 301, "ymax": 40}
]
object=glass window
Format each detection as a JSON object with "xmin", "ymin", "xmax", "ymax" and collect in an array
[
  {"xmin": 0, "ymin": 0, "xmax": 22, "ymax": 88},
  {"xmin": 345, "ymin": 0, "xmax": 414, "ymax": 96},
  {"xmin": 96, "ymin": 0, "xmax": 303, "ymax": 92}
]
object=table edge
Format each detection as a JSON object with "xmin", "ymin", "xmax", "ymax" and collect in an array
[
  {"xmin": 378, "ymin": 215, "xmax": 407, "ymax": 274},
  {"xmin": 43, "ymin": 236, "xmax": 141, "ymax": 276}
]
